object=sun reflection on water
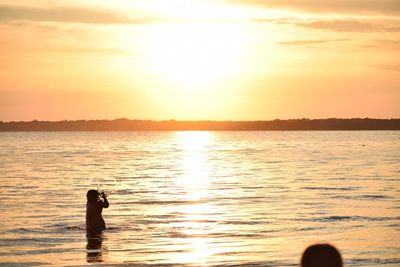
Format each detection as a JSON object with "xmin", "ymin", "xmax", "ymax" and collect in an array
[
  {"xmin": 171, "ymin": 131, "xmax": 224, "ymax": 265},
  {"xmin": 175, "ymin": 131, "xmax": 211, "ymax": 194}
]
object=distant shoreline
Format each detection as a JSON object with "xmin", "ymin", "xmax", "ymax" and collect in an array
[{"xmin": 1, "ymin": 118, "xmax": 399, "ymax": 131}]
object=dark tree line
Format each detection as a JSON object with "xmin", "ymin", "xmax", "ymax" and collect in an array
[{"xmin": 1, "ymin": 118, "xmax": 399, "ymax": 131}]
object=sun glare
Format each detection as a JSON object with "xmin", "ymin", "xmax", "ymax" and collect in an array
[
  {"xmin": 144, "ymin": 22, "xmax": 248, "ymax": 91},
  {"xmin": 107, "ymin": 1, "xmax": 263, "ymax": 119}
]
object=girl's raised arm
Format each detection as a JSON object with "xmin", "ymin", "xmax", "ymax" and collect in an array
[{"xmin": 100, "ymin": 192, "xmax": 109, "ymax": 208}]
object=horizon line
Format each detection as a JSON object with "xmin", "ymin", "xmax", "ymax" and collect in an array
[{"xmin": 1, "ymin": 117, "xmax": 400, "ymax": 123}]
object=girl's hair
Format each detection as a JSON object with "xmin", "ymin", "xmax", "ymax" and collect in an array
[{"xmin": 87, "ymin": 190, "xmax": 99, "ymax": 202}]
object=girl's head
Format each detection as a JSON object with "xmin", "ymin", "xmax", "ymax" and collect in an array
[{"xmin": 87, "ymin": 190, "xmax": 99, "ymax": 202}]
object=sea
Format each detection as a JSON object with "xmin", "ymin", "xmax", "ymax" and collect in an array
[{"xmin": 0, "ymin": 131, "xmax": 399, "ymax": 266}]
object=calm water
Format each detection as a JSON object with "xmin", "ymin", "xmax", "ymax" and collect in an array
[{"xmin": 0, "ymin": 131, "xmax": 399, "ymax": 266}]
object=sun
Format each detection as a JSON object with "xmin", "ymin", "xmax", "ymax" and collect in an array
[
  {"xmin": 108, "ymin": 0, "xmax": 259, "ymax": 119},
  {"xmin": 144, "ymin": 22, "xmax": 248, "ymax": 91}
]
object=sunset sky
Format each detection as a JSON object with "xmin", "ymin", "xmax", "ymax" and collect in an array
[{"xmin": 0, "ymin": 0, "xmax": 399, "ymax": 121}]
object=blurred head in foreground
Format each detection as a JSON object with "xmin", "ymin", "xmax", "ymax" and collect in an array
[{"xmin": 300, "ymin": 243, "xmax": 343, "ymax": 267}]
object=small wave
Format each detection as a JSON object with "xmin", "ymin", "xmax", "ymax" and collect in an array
[
  {"xmin": 360, "ymin": 194, "xmax": 391, "ymax": 199},
  {"xmin": 298, "ymin": 226, "xmax": 321, "ymax": 232},
  {"xmin": 326, "ymin": 177, "xmax": 350, "ymax": 180},
  {"xmin": 167, "ymin": 231, "xmax": 211, "ymax": 239},
  {"xmin": 349, "ymin": 257, "xmax": 400, "ymax": 265},
  {"xmin": 125, "ymin": 199, "xmax": 209, "ymax": 206},
  {"xmin": 222, "ymin": 220, "xmax": 268, "ymax": 225},
  {"xmin": 110, "ymin": 260, "xmax": 298, "ymax": 267},
  {"xmin": 212, "ymin": 261, "xmax": 296, "ymax": 267},
  {"xmin": 330, "ymin": 195, "xmax": 353, "ymax": 200},
  {"xmin": 16, "ymin": 185, "xmax": 39, "ymax": 189},
  {"xmin": 134, "ymin": 219, "xmax": 217, "ymax": 225},
  {"xmin": 387, "ymin": 223, "xmax": 400, "ymax": 228},
  {"xmin": 330, "ymin": 194, "xmax": 392, "ymax": 200},
  {"xmin": 103, "ymin": 263, "xmax": 270, "ymax": 267},
  {"xmin": 302, "ymin": 186, "xmax": 359, "ymax": 191},
  {"xmin": 48, "ymin": 223, "xmax": 86, "ymax": 232},
  {"xmin": 7, "ymin": 228, "xmax": 48, "ymax": 234},
  {"xmin": 63, "ymin": 225, "xmax": 123, "ymax": 233},
  {"xmin": 2, "ymin": 248, "xmax": 70, "ymax": 256},
  {"xmin": 308, "ymin": 215, "xmax": 400, "ymax": 222},
  {"xmin": 0, "ymin": 237, "xmax": 71, "ymax": 245},
  {"xmin": 65, "ymin": 225, "xmax": 85, "ymax": 231},
  {"xmin": 228, "ymin": 232, "xmax": 267, "ymax": 239},
  {"xmin": 117, "ymin": 189, "xmax": 157, "ymax": 195},
  {"xmin": 104, "ymin": 226, "xmax": 127, "ymax": 232},
  {"xmin": 241, "ymin": 186, "xmax": 265, "ymax": 190},
  {"xmin": 0, "ymin": 262, "xmax": 44, "ymax": 267}
]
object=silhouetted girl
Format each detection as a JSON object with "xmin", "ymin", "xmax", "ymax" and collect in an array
[{"xmin": 86, "ymin": 190, "xmax": 109, "ymax": 233}]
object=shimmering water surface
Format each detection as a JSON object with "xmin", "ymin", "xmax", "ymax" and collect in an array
[{"xmin": 0, "ymin": 131, "xmax": 399, "ymax": 266}]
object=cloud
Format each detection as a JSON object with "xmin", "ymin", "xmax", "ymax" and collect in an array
[
  {"xmin": 277, "ymin": 38, "xmax": 349, "ymax": 46},
  {"xmin": 297, "ymin": 20, "xmax": 400, "ymax": 32},
  {"xmin": 361, "ymin": 39, "xmax": 400, "ymax": 50},
  {"xmin": 373, "ymin": 64, "xmax": 400, "ymax": 72},
  {"xmin": 228, "ymin": 0, "xmax": 400, "ymax": 16},
  {"xmin": 43, "ymin": 46, "xmax": 130, "ymax": 56},
  {"xmin": 0, "ymin": 4, "xmax": 159, "ymax": 24},
  {"xmin": 253, "ymin": 17, "xmax": 400, "ymax": 33}
]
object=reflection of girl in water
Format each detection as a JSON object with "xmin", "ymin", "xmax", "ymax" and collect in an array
[
  {"xmin": 86, "ymin": 190, "xmax": 109, "ymax": 233},
  {"xmin": 86, "ymin": 234, "xmax": 103, "ymax": 263}
]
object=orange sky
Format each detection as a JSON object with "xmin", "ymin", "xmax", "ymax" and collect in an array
[{"xmin": 0, "ymin": 0, "xmax": 399, "ymax": 121}]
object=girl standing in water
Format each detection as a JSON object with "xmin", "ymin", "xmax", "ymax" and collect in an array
[{"xmin": 86, "ymin": 190, "xmax": 109, "ymax": 233}]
